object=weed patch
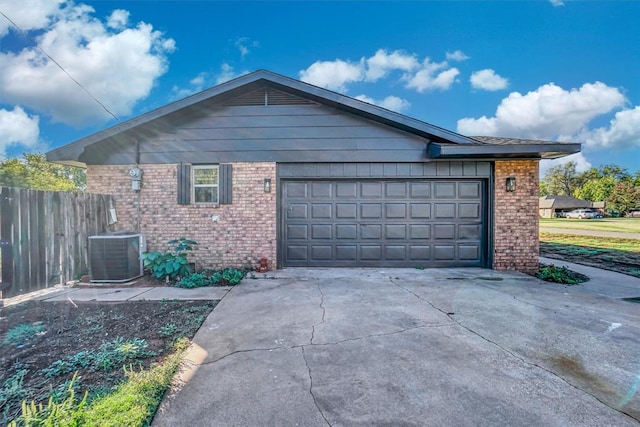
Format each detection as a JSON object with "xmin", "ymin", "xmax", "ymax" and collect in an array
[{"xmin": 536, "ymin": 263, "xmax": 589, "ymax": 285}]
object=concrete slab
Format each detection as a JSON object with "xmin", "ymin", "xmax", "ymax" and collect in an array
[
  {"xmin": 42, "ymin": 287, "xmax": 152, "ymax": 302},
  {"xmin": 152, "ymin": 268, "xmax": 640, "ymax": 426},
  {"xmin": 540, "ymin": 256, "xmax": 640, "ymax": 298},
  {"xmin": 129, "ymin": 286, "xmax": 230, "ymax": 301}
]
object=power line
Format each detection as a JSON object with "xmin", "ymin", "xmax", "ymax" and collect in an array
[{"xmin": 0, "ymin": 10, "xmax": 119, "ymax": 122}]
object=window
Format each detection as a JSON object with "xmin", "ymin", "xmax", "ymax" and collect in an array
[
  {"xmin": 177, "ymin": 163, "xmax": 232, "ymax": 205},
  {"xmin": 192, "ymin": 166, "xmax": 219, "ymax": 203}
]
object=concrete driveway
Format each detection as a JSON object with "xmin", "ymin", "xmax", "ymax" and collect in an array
[{"xmin": 152, "ymin": 268, "xmax": 640, "ymax": 426}]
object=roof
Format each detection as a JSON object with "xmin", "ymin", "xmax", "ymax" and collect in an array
[
  {"xmin": 539, "ymin": 195, "xmax": 595, "ymax": 209},
  {"xmin": 47, "ymin": 70, "xmax": 581, "ymax": 167}
]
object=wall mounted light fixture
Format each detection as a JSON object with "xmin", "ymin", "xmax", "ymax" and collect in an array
[
  {"xmin": 506, "ymin": 177, "xmax": 516, "ymax": 192},
  {"xmin": 264, "ymin": 178, "xmax": 271, "ymax": 193}
]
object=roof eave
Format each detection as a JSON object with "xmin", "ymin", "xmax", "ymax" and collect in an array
[{"xmin": 428, "ymin": 143, "xmax": 581, "ymax": 159}]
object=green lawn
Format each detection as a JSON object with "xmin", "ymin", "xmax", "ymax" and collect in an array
[
  {"xmin": 540, "ymin": 218, "xmax": 640, "ymax": 233},
  {"xmin": 540, "ymin": 232, "xmax": 640, "ymax": 252}
]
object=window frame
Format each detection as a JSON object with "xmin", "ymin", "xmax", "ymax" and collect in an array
[{"xmin": 192, "ymin": 165, "xmax": 220, "ymax": 204}]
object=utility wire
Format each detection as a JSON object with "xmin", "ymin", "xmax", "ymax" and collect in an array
[{"xmin": 0, "ymin": 10, "xmax": 119, "ymax": 122}]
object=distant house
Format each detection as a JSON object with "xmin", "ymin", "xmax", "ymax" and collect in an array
[{"xmin": 539, "ymin": 195, "xmax": 604, "ymax": 218}]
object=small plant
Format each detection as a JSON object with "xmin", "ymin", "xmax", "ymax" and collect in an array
[
  {"xmin": 159, "ymin": 324, "xmax": 178, "ymax": 337},
  {"xmin": 3, "ymin": 323, "xmax": 45, "ymax": 346},
  {"xmin": 537, "ymin": 263, "xmax": 589, "ymax": 285},
  {"xmin": 141, "ymin": 238, "xmax": 198, "ymax": 282},
  {"xmin": 175, "ymin": 272, "xmax": 214, "ymax": 288},
  {"xmin": 221, "ymin": 268, "xmax": 245, "ymax": 285},
  {"xmin": 0, "ymin": 369, "xmax": 29, "ymax": 410}
]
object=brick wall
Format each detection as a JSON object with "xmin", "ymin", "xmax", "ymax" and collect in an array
[
  {"xmin": 87, "ymin": 163, "xmax": 277, "ymax": 270},
  {"xmin": 493, "ymin": 160, "xmax": 539, "ymax": 273}
]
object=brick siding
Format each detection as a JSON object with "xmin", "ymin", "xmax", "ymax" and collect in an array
[
  {"xmin": 87, "ymin": 163, "xmax": 277, "ymax": 270},
  {"xmin": 493, "ymin": 160, "xmax": 539, "ymax": 273}
]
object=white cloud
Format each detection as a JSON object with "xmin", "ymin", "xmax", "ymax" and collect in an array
[
  {"xmin": 364, "ymin": 49, "xmax": 418, "ymax": 82},
  {"xmin": 540, "ymin": 153, "xmax": 591, "ymax": 178},
  {"xmin": 215, "ymin": 63, "xmax": 248, "ymax": 85},
  {"xmin": 578, "ymin": 106, "xmax": 640, "ymax": 150},
  {"xmin": 234, "ymin": 37, "xmax": 259, "ymax": 59},
  {"xmin": 550, "ymin": 0, "xmax": 565, "ymax": 7},
  {"xmin": 0, "ymin": 1, "xmax": 175, "ymax": 126},
  {"xmin": 355, "ymin": 94, "xmax": 411, "ymax": 113},
  {"xmin": 0, "ymin": 106, "xmax": 40, "ymax": 156},
  {"xmin": 172, "ymin": 72, "xmax": 209, "ymax": 99},
  {"xmin": 470, "ymin": 69, "xmax": 508, "ymax": 91},
  {"xmin": 446, "ymin": 50, "xmax": 469, "ymax": 62},
  {"xmin": 0, "ymin": 0, "xmax": 64, "ymax": 37},
  {"xmin": 403, "ymin": 59, "xmax": 460, "ymax": 92},
  {"xmin": 457, "ymin": 82, "xmax": 626, "ymax": 139},
  {"xmin": 106, "ymin": 9, "xmax": 129, "ymax": 30},
  {"xmin": 299, "ymin": 59, "xmax": 364, "ymax": 92},
  {"xmin": 300, "ymin": 49, "xmax": 460, "ymax": 94}
]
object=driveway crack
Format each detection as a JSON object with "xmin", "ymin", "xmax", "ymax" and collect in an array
[
  {"xmin": 301, "ymin": 346, "xmax": 332, "ymax": 426},
  {"xmin": 310, "ymin": 280, "xmax": 326, "ymax": 345},
  {"xmin": 389, "ymin": 277, "xmax": 640, "ymax": 423}
]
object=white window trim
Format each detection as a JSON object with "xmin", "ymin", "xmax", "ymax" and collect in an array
[{"xmin": 192, "ymin": 165, "xmax": 219, "ymax": 204}]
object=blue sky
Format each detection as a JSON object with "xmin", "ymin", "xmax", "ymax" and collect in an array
[{"xmin": 0, "ymin": 1, "xmax": 639, "ymax": 177}]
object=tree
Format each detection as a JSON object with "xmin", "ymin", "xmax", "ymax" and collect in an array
[
  {"xmin": 574, "ymin": 175, "xmax": 616, "ymax": 202},
  {"xmin": 541, "ymin": 161, "xmax": 580, "ymax": 196},
  {"xmin": 607, "ymin": 182, "xmax": 640, "ymax": 214},
  {"xmin": 0, "ymin": 153, "xmax": 86, "ymax": 191}
]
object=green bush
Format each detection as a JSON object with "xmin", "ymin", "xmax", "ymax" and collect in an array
[
  {"xmin": 141, "ymin": 238, "xmax": 197, "ymax": 282},
  {"xmin": 174, "ymin": 273, "xmax": 214, "ymax": 288},
  {"xmin": 537, "ymin": 263, "xmax": 589, "ymax": 285}
]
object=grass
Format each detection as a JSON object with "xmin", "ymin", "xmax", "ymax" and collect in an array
[
  {"xmin": 540, "ymin": 233, "xmax": 640, "ymax": 253},
  {"xmin": 2, "ymin": 324, "xmax": 46, "ymax": 346},
  {"xmin": 540, "ymin": 218, "xmax": 640, "ymax": 233},
  {"xmin": 8, "ymin": 339, "xmax": 190, "ymax": 427}
]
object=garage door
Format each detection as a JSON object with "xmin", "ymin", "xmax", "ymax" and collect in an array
[{"xmin": 282, "ymin": 180, "xmax": 486, "ymax": 267}]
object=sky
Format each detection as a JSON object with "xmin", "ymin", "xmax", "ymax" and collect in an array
[{"xmin": 0, "ymin": 0, "xmax": 639, "ymax": 178}]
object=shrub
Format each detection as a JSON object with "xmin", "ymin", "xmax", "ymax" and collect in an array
[
  {"xmin": 174, "ymin": 267, "xmax": 246, "ymax": 288},
  {"xmin": 537, "ymin": 263, "xmax": 589, "ymax": 285},
  {"xmin": 141, "ymin": 238, "xmax": 197, "ymax": 282}
]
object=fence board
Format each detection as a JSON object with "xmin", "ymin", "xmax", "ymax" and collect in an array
[{"xmin": 0, "ymin": 187, "xmax": 113, "ymax": 299}]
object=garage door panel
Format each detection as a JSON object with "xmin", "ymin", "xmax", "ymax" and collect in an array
[
  {"xmin": 459, "ymin": 203, "xmax": 480, "ymax": 219},
  {"xmin": 361, "ymin": 246, "xmax": 382, "ymax": 260},
  {"xmin": 336, "ymin": 182, "xmax": 357, "ymax": 197},
  {"xmin": 311, "ymin": 246, "xmax": 332, "ymax": 261},
  {"xmin": 311, "ymin": 224, "xmax": 332, "ymax": 239},
  {"xmin": 434, "ymin": 245, "xmax": 455, "ymax": 260},
  {"xmin": 459, "ymin": 245, "xmax": 480, "ymax": 260},
  {"xmin": 434, "ymin": 182, "xmax": 456, "ymax": 198},
  {"xmin": 336, "ymin": 224, "xmax": 357, "ymax": 239},
  {"xmin": 386, "ymin": 225, "xmax": 406, "ymax": 239},
  {"xmin": 459, "ymin": 182, "xmax": 480, "ymax": 198},
  {"xmin": 385, "ymin": 203, "xmax": 406, "ymax": 218},
  {"xmin": 361, "ymin": 203, "xmax": 382, "ymax": 218},
  {"xmin": 385, "ymin": 182, "xmax": 407, "ymax": 197},
  {"xmin": 435, "ymin": 203, "xmax": 455, "ymax": 218},
  {"xmin": 336, "ymin": 203, "xmax": 357, "ymax": 218},
  {"xmin": 282, "ymin": 179, "xmax": 485, "ymax": 267},
  {"xmin": 336, "ymin": 245, "xmax": 357, "ymax": 260},
  {"xmin": 410, "ymin": 203, "xmax": 431, "ymax": 218},
  {"xmin": 311, "ymin": 182, "xmax": 332, "ymax": 197},
  {"xmin": 287, "ymin": 224, "xmax": 308, "ymax": 239},
  {"xmin": 361, "ymin": 182, "xmax": 382, "ymax": 198},
  {"xmin": 361, "ymin": 224, "xmax": 382, "ymax": 239}
]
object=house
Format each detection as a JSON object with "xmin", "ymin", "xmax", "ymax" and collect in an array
[
  {"xmin": 539, "ymin": 195, "xmax": 604, "ymax": 218},
  {"xmin": 47, "ymin": 70, "xmax": 579, "ymax": 274}
]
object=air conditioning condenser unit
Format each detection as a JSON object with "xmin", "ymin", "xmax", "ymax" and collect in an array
[{"xmin": 89, "ymin": 232, "xmax": 146, "ymax": 282}]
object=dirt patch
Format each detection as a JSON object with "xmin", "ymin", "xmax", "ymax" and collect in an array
[
  {"xmin": 540, "ymin": 242, "xmax": 640, "ymax": 278},
  {"xmin": 0, "ymin": 299, "xmax": 218, "ymax": 424}
]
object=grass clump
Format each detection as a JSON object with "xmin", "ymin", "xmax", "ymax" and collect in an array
[
  {"xmin": 537, "ymin": 263, "xmax": 589, "ymax": 285},
  {"xmin": 175, "ymin": 267, "xmax": 245, "ymax": 288},
  {"xmin": 3, "ymin": 324, "xmax": 45, "ymax": 346}
]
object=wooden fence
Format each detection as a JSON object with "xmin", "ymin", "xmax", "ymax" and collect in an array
[{"xmin": 0, "ymin": 187, "xmax": 114, "ymax": 299}]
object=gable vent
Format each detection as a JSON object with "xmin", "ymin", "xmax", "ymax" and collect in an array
[{"xmin": 222, "ymin": 88, "xmax": 316, "ymax": 106}]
